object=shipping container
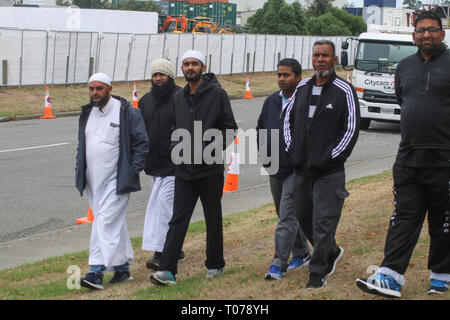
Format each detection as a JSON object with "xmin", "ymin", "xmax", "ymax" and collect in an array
[{"xmin": 208, "ymin": 2, "xmax": 236, "ymax": 26}]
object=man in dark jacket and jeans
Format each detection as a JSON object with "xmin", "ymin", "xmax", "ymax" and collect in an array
[
  {"xmin": 150, "ymin": 50, "xmax": 238, "ymax": 286},
  {"xmin": 356, "ymin": 10, "xmax": 450, "ymax": 298},
  {"xmin": 257, "ymin": 58, "xmax": 311, "ymax": 281},
  {"xmin": 284, "ymin": 40, "xmax": 360, "ymax": 289},
  {"xmin": 75, "ymin": 72, "xmax": 148, "ymax": 290},
  {"xmin": 139, "ymin": 59, "xmax": 185, "ymax": 270}
]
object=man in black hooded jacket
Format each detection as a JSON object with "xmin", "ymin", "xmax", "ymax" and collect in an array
[
  {"xmin": 139, "ymin": 58, "xmax": 185, "ymax": 271},
  {"xmin": 150, "ymin": 50, "xmax": 238, "ymax": 286}
]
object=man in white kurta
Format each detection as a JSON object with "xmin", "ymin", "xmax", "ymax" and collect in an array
[
  {"xmin": 85, "ymin": 96, "xmax": 134, "ymax": 271},
  {"xmin": 76, "ymin": 72, "xmax": 148, "ymax": 290}
]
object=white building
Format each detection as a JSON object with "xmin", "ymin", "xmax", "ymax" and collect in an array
[{"xmin": 0, "ymin": 0, "xmax": 57, "ymax": 6}]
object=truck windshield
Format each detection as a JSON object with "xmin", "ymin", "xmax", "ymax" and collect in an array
[{"xmin": 355, "ymin": 41, "xmax": 417, "ymax": 73}]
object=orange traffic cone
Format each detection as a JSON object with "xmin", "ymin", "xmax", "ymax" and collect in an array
[
  {"xmin": 242, "ymin": 75, "xmax": 254, "ymax": 99},
  {"xmin": 347, "ymin": 70, "xmax": 352, "ymax": 83},
  {"xmin": 40, "ymin": 86, "xmax": 56, "ymax": 119},
  {"xmin": 132, "ymin": 82, "xmax": 138, "ymax": 108},
  {"xmin": 76, "ymin": 206, "xmax": 94, "ymax": 225},
  {"xmin": 223, "ymin": 137, "xmax": 240, "ymax": 193}
]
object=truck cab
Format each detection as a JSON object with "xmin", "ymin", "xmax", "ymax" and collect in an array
[{"xmin": 341, "ymin": 25, "xmax": 417, "ymax": 129}]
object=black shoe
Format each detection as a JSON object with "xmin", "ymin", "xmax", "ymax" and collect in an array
[
  {"xmin": 108, "ymin": 271, "xmax": 133, "ymax": 284},
  {"xmin": 146, "ymin": 251, "xmax": 185, "ymax": 270},
  {"xmin": 326, "ymin": 246, "xmax": 344, "ymax": 276},
  {"xmin": 80, "ymin": 272, "xmax": 104, "ymax": 290},
  {"xmin": 146, "ymin": 252, "xmax": 161, "ymax": 270},
  {"xmin": 178, "ymin": 250, "xmax": 185, "ymax": 261},
  {"xmin": 306, "ymin": 273, "xmax": 326, "ymax": 289}
]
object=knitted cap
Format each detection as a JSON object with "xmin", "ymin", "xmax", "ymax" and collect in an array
[{"xmin": 151, "ymin": 58, "xmax": 176, "ymax": 80}]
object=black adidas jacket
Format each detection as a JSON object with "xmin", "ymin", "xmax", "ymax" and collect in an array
[{"xmin": 285, "ymin": 72, "xmax": 360, "ymax": 176}]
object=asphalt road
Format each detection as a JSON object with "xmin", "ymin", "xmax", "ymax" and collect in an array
[{"xmin": 0, "ymin": 96, "xmax": 401, "ymax": 246}]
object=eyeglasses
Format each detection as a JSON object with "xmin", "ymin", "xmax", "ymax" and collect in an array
[{"xmin": 415, "ymin": 27, "xmax": 441, "ymax": 34}]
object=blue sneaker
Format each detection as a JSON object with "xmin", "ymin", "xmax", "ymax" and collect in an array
[
  {"xmin": 287, "ymin": 254, "xmax": 311, "ymax": 271},
  {"xmin": 356, "ymin": 273, "xmax": 402, "ymax": 298},
  {"xmin": 80, "ymin": 272, "xmax": 104, "ymax": 290},
  {"xmin": 265, "ymin": 265, "xmax": 283, "ymax": 280},
  {"xmin": 428, "ymin": 279, "xmax": 449, "ymax": 295}
]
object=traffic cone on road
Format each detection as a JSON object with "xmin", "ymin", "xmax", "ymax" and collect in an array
[
  {"xmin": 132, "ymin": 82, "xmax": 139, "ymax": 108},
  {"xmin": 40, "ymin": 86, "xmax": 56, "ymax": 119},
  {"xmin": 242, "ymin": 76, "xmax": 254, "ymax": 99},
  {"xmin": 223, "ymin": 137, "xmax": 240, "ymax": 193},
  {"xmin": 76, "ymin": 206, "xmax": 94, "ymax": 225}
]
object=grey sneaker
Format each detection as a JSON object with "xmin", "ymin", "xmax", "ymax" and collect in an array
[
  {"xmin": 205, "ymin": 268, "xmax": 224, "ymax": 278},
  {"xmin": 150, "ymin": 270, "xmax": 177, "ymax": 286}
]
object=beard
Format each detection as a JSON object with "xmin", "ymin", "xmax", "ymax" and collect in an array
[
  {"xmin": 314, "ymin": 66, "xmax": 334, "ymax": 79},
  {"xmin": 183, "ymin": 70, "xmax": 202, "ymax": 83},
  {"xmin": 417, "ymin": 41, "xmax": 440, "ymax": 54},
  {"xmin": 90, "ymin": 95, "xmax": 110, "ymax": 108},
  {"xmin": 151, "ymin": 78, "xmax": 175, "ymax": 100}
]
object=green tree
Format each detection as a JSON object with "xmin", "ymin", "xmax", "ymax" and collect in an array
[
  {"xmin": 70, "ymin": 0, "xmax": 110, "ymax": 9},
  {"xmin": 306, "ymin": 12, "xmax": 352, "ymax": 36},
  {"xmin": 402, "ymin": 0, "xmax": 422, "ymax": 10},
  {"xmin": 113, "ymin": 0, "xmax": 162, "ymax": 13},
  {"xmin": 329, "ymin": 7, "xmax": 366, "ymax": 35},
  {"xmin": 306, "ymin": 0, "xmax": 333, "ymax": 17},
  {"xmin": 247, "ymin": 0, "xmax": 308, "ymax": 35}
]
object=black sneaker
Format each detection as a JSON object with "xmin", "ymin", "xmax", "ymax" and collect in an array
[
  {"xmin": 146, "ymin": 251, "xmax": 185, "ymax": 270},
  {"xmin": 108, "ymin": 271, "xmax": 133, "ymax": 284},
  {"xmin": 178, "ymin": 250, "xmax": 186, "ymax": 261},
  {"xmin": 306, "ymin": 273, "xmax": 326, "ymax": 289},
  {"xmin": 146, "ymin": 252, "xmax": 161, "ymax": 270},
  {"xmin": 326, "ymin": 246, "xmax": 344, "ymax": 276},
  {"xmin": 80, "ymin": 272, "xmax": 104, "ymax": 290}
]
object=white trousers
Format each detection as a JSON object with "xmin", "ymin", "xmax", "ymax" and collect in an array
[
  {"xmin": 142, "ymin": 175, "xmax": 175, "ymax": 252},
  {"xmin": 86, "ymin": 189, "xmax": 134, "ymax": 271}
]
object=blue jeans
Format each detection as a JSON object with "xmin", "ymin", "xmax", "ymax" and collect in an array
[{"xmin": 89, "ymin": 262, "xmax": 130, "ymax": 278}]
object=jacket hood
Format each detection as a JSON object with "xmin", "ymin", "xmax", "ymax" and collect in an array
[{"xmin": 183, "ymin": 72, "xmax": 221, "ymax": 97}]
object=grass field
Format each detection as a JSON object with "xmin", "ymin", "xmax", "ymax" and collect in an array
[
  {"xmin": 0, "ymin": 69, "xmax": 350, "ymax": 119},
  {"xmin": 0, "ymin": 171, "xmax": 447, "ymax": 300}
]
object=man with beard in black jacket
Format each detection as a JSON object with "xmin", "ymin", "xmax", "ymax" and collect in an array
[
  {"xmin": 139, "ymin": 59, "xmax": 185, "ymax": 271},
  {"xmin": 150, "ymin": 50, "xmax": 238, "ymax": 286},
  {"xmin": 356, "ymin": 10, "xmax": 450, "ymax": 298}
]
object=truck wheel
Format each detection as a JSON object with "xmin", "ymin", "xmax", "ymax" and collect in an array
[{"xmin": 360, "ymin": 118, "xmax": 371, "ymax": 130}]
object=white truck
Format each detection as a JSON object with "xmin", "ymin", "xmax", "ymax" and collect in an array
[{"xmin": 341, "ymin": 25, "xmax": 418, "ymax": 129}]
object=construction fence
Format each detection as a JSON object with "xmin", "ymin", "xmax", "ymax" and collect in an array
[{"xmin": 0, "ymin": 28, "xmax": 358, "ymax": 87}]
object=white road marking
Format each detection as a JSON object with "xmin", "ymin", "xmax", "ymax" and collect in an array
[{"xmin": 0, "ymin": 143, "xmax": 70, "ymax": 153}]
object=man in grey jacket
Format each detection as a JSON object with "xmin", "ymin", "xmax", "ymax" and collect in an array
[{"xmin": 75, "ymin": 72, "xmax": 148, "ymax": 290}]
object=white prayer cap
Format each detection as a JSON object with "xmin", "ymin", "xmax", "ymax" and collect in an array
[
  {"xmin": 182, "ymin": 50, "xmax": 205, "ymax": 65},
  {"xmin": 88, "ymin": 72, "xmax": 111, "ymax": 86}
]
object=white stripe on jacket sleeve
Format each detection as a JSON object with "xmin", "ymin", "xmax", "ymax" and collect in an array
[
  {"xmin": 283, "ymin": 78, "xmax": 310, "ymax": 151},
  {"xmin": 331, "ymin": 78, "xmax": 357, "ymax": 159}
]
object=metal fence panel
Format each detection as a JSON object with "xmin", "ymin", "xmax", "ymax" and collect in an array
[{"xmin": 0, "ymin": 28, "xmax": 357, "ymax": 87}]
